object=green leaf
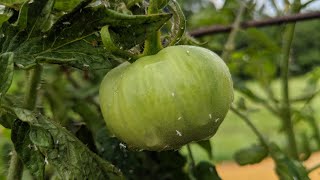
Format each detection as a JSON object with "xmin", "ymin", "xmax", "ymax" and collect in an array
[
  {"xmin": 269, "ymin": 143, "xmax": 310, "ymax": 180},
  {"xmin": 0, "ymin": 0, "xmax": 171, "ymax": 70},
  {"xmin": 0, "ymin": 0, "xmax": 27, "ymax": 10},
  {"xmin": 234, "ymin": 144, "xmax": 268, "ymax": 166},
  {"xmin": 193, "ymin": 161, "xmax": 222, "ymax": 180},
  {"xmin": 11, "ymin": 120, "xmax": 46, "ymax": 179},
  {"xmin": 106, "ymin": 11, "xmax": 172, "ymax": 50},
  {"xmin": 54, "ymin": 0, "xmax": 83, "ymax": 12},
  {"xmin": 196, "ymin": 140, "xmax": 213, "ymax": 159},
  {"xmin": 11, "ymin": 108, "xmax": 123, "ymax": 179},
  {"xmin": 0, "ymin": 108, "xmax": 15, "ymax": 128},
  {"xmin": 0, "ymin": 95, "xmax": 24, "ymax": 128},
  {"xmin": 0, "ymin": 52, "xmax": 14, "ymax": 99},
  {"xmin": 0, "ymin": 6, "xmax": 13, "ymax": 27}
]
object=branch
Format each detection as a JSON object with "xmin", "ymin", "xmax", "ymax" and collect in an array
[
  {"xmin": 231, "ymin": 106, "xmax": 269, "ymax": 147},
  {"xmin": 190, "ymin": 11, "xmax": 320, "ymax": 37},
  {"xmin": 308, "ymin": 163, "xmax": 320, "ymax": 173},
  {"xmin": 221, "ymin": 2, "xmax": 246, "ymax": 61}
]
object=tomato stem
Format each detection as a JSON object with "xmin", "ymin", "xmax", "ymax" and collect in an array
[
  {"xmin": 142, "ymin": 0, "xmax": 163, "ymax": 56},
  {"xmin": 279, "ymin": 1, "xmax": 302, "ymax": 160},
  {"xmin": 187, "ymin": 144, "xmax": 195, "ymax": 173}
]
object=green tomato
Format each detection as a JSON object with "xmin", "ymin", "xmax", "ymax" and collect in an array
[{"xmin": 99, "ymin": 45, "xmax": 233, "ymax": 151}]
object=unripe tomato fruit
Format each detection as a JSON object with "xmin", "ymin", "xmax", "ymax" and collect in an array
[{"xmin": 99, "ymin": 45, "xmax": 233, "ymax": 151}]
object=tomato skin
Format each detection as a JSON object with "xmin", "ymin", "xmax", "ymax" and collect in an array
[{"xmin": 99, "ymin": 45, "xmax": 233, "ymax": 151}]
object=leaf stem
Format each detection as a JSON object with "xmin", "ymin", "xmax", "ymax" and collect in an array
[
  {"xmin": 142, "ymin": 0, "xmax": 163, "ymax": 56},
  {"xmin": 308, "ymin": 163, "xmax": 320, "ymax": 173},
  {"xmin": 187, "ymin": 144, "xmax": 195, "ymax": 171},
  {"xmin": 231, "ymin": 106, "xmax": 268, "ymax": 147},
  {"xmin": 221, "ymin": 2, "xmax": 246, "ymax": 61},
  {"xmin": 7, "ymin": 64, "xmax": 42, "ymax": 180}
]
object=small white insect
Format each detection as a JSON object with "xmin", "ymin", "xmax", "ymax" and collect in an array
[
  {"xmin": 119, "ymin": 143, "xmax": 126, "ymax": 149},
  {"xmin": 176, "ymin": 130, "xmax": 182, "ymax": 136},
  {"xmin": 171, "ymin": 92, "xmax": 175, "ymax": 97},
  {"xmin": 44, "ymin": 157, "xmax": 49, "ymax": 165},
  {"xmin": 209, "ymin": 114, "xmax": 212, "ymax": 119},
  {"xmin": 178, "ymin": 117, "xmax": 182, "ymax": 120},
  {"xmin": 215, "ymin": 118, "xmax": 220, "ymax": 123}
]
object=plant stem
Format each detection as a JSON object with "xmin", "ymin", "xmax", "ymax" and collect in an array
[
  {"xmin": 142, "ymin": 0, "xmax": 162, "ymax": 56},
  {"xmin": 231, "ymin": 106, "xmax": 268, "ymax": 147},
  {"xmin": 308, "ymin": 163, "xmax": 320, "ymax": 173},
  {"xmin": 7, "ymin": 64, "xmax": 42, "ymax": 180},
  {"xmin": 187, "ymin": 144, "xmax": 195, "ymax": 171},
  {"xmin": 23, "ymin": 64, "xmax": 42, "ymax": 109},
  {"xmin": 7, "ymin": 150, "xmax": 24, "ymax": 180},
  {"xmin": 221, "ymin": 2, "xmax": 246, "ymax": 61},
  {"xmin": 280, "ymin": 23, "xmax": 299, "ymax": 159}
]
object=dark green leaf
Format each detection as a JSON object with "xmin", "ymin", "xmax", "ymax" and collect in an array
[
  {"xmin": 193, "ymin": 161, "xmax": 221, "ymax": 180},
  {"xmin": 11, "ymin": 108, "xmax": 123, "ymax": 179},
  {"xmin": 269, "ymin": 143, "xmax": 310, "ymax": 180},
  {"xmin": 0, "ymin": 142, "xmax": 12, "ymax": 177},
  {"xmin": 75, "ymin": 124, "xmax": 98, "ymax": 153},
  {"xmin": 0, "ymin": 0, "xmax": 171, "ymax": 70},
  {"xmin": 0, "ymin": 52, "xmax": 14, "ymax": 99},
  {"xmin": 234, "ymin": 144, "xmax": 268, "ymax": 166},
  {"xmin": 196, "ymin": 140, "xmax": 213, "ymax": 159},
  {"xmin": 0, "ymin": 95, "xmax": 24, "ymax": 128},
  {"xmin": 11, "ymin": 119, "xmax": 45, "ymax": 179},
  {"xmin": 95, "ymin": 128, "xmax": 188, "ymax": 179},
  {"xmin": 0, "ymin": 108, "xmax": 15, "ymax": 128}
]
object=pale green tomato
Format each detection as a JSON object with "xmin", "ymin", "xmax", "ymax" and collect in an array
[{"xmin": 99, "ymin": 45, "xmax": 233, "ymax": 151}]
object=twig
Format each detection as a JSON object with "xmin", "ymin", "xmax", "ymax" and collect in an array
[
  {"xmin": 221, "ymin": 2, "xmax": 246, "ymax": 61},
  {"xmin": 308, "ymin": 163, "xmax": 320, "ymax": 173},
  {"xmin": 190, "ymin": 11, "xmax": 320, "ymax": 37},
  {"xmin": 231, "ymin": 106, "xmax": 268, "ymax": 147},
  {"xmin": 187, "ymin": 144, "xmax": 195, "ymax": 171}
]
